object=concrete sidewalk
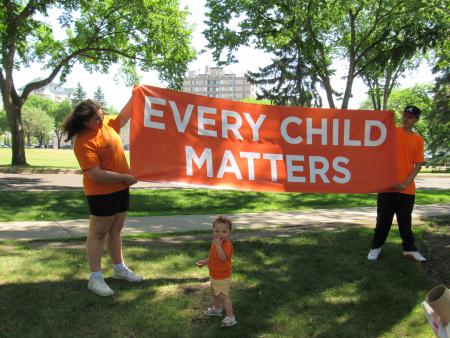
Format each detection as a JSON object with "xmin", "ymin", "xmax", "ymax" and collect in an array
[{"xmin": 1, "ymin": 204, "xmax": 448, "ymax": 241}]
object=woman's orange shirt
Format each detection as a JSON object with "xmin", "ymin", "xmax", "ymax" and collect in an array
[
  {"xmin": 208, "ymin": 240, "xmax": 233, "ymax": 280},
  {"xmin": 73, "ymin": 116, "xmax": 130, "ymax": 196}
]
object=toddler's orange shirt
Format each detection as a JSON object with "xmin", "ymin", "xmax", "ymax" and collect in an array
[
  {"xmin": 393, "ymin": 127, "xmax": 424, "ymax": 195},
  {"xmin": 73, "ymin": 116, "xmax": 130, "ymax": 196},
  {"xmin": 208, "ymin": 240, "xmax": 233, "ymax": 280}
]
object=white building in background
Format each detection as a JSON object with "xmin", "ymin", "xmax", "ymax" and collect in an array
[
  {"xmin": 33, "ymin": 82, "xmax": 74, "ymax": 102},
  {"xmin": 182, "ymin": 66, "xmax": 256, "ymax": 100}
]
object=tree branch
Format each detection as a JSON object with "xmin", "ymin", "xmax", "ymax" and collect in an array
[
  {"xmin": 20, "ymin": 45, "xmax": 143, "ymax": 100},
  {"xmin": 20, "ymin": 49, "xmax": 87, "ymax": 100}
]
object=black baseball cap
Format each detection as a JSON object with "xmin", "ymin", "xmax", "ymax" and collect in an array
[{"xmin": 404, "ymin": 105, "xmax": 421, "ymax": 118}]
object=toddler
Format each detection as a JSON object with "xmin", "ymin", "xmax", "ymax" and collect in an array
[{"xmin": 197, "ymin": 216, "xmax": 236, "ymax": 327}]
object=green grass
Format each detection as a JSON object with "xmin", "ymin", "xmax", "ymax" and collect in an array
[
  {"xmin": 0, "ymin": 188, "xmax": 449, "ymax": 221},
  {"xmin": 0, "ymin": 226, "xmax": 438, "ymax": 337},
  {"xmin": 0, "ymin": 148, "xmax": 130, "ymax": 168},
  {"xmin": 0, "ymin": 148, "xmax": 79, "ymax": 168}
]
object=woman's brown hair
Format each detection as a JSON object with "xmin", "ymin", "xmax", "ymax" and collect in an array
[{"xmin": 62, "ymin": 99, "xmax": 101, "ymax": 141}]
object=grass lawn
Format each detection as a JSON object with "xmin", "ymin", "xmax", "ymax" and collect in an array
[
  {"xmin": 0, "ymin": 188, "xmax": 449, "ymax": 221},
  {"xmin": 0, "ymin": 148, "xmax": 130, "ymax": 168},
  {"xmin": 0, "ymin": 225, "xmax": 440, "ymax": 337},
  {"xmin": 0, "ymin": 148, "xmax": 79, "ymax": 168}
]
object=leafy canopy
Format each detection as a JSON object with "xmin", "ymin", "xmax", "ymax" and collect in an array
[
  {"xmin": 1, "ymin": 0, "xmax": 196, "ymax": 165},
  {"xmin": 204, "ymin": 0, "xmax": 448, "ymax": 108}
]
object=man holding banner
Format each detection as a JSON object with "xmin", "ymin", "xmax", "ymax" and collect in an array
[
  {"xmin": 128, "ymin": 85, "xmax": 426, "ymax": 262},
  {"xmin": 367, "ymin": 106, "xmax": 427, "ymax": 262}
]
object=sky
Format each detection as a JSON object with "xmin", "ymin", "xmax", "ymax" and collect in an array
[{"xmin": 13, "ymin": 0, "xmax": 436, "ymax": 111}]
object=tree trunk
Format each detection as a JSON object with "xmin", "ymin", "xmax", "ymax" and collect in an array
[
  {"xmin": 321, "ymin": 75, "xmax": 336, "ymax": 108},
  {"xmin": 341, "ymin": 75, "xmax": 354, "ymax": 109},
  {"xmin": 5, "ymin": 104, "xmax": 28, "ymax": 166},
  {"xmin": 382, "ymin": 67, "xmax": 393, "ymax": 111},
  {"xmin": 55, "ymin": 130, "xmax": 63, "ymax": 149}
]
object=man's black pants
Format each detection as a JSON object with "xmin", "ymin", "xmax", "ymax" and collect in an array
[{"xmin": 370, "ymin": 192, "xmax": 417, "ymax": 251}]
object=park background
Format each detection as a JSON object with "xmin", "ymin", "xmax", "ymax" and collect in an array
[{"xmin": 0, "ymin": 0, "xmax": 449, "ymax": 337}]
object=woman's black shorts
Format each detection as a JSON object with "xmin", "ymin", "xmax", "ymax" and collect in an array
[{"xmin": 86, "ymin": 188, "xmax": 130, "ymax": 217}]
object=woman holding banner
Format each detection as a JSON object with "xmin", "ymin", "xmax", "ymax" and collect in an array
[{"xmin": 63, "ymin": 98, "xmax": 142, "ymax": 296}]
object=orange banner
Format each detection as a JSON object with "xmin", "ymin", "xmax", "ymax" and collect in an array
[{"xmin": 130, "ymin": 85, "xmax": 396, "ymax": 193}]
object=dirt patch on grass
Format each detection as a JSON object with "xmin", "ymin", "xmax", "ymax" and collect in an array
[{"xmin": 422, "ymin": 216, "xmax": 450, "ymax": 287}]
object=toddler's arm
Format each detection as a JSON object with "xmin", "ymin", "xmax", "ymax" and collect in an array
[
  {"xmin": 214, "ymin": 239, "xmax": 228, "ymax": 261},
  {"xmin": 196, "ymin": 258, "xmax": 209, "ymax": 267}
]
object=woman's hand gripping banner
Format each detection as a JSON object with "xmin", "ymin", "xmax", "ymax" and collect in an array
[{"xmin": 130, "ymin": 85, "xmax": 396, "ymax": 193}]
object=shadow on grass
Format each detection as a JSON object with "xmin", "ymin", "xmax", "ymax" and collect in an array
[
  {"xmin": 0, "ymin": 228, "xmax": 434, "ymax": 337},
  {"xmin": 0, "ymin": 188, "xmax": 448, "ymax": 221},
  {"xmin": 0, "ymin": 176, "xmax": 81, "ymax": 191}
]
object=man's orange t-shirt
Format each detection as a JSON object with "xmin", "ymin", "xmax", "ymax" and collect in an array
[
  {"xmin": 394, "ymin": 127, "xmax": 424, "ymax": 195},
  {"xmin": 73, "ymin": 116, "xmax": 130, "ymax": 196},
  {"xmin": 208, "ymin": 240, "xmax": 233, "ymax": 280}
]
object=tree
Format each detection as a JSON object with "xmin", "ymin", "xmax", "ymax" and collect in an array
[
  {"xmin": 25, "ymin": 95, "xmax": 57, "ymax": 115},
  {"xmin": 246, "ymin": 44, "xmax": 322, "ymax": 107},
  {"xmin": 0, "ymin": 109, "xmax": 9, "ymax": 141},
  {"xmin": 360, "ymin": 84, "xmax": 433, "ymax": 146},
  {"xmin": 0, "ymin": 1, "xmax": 195, "ymax": 165},
  {"xmin": 22, "ymin": 106, "xmax": 54, "ymax": 147},
  {"xmin": 50, "ymin": 100, "xmax": 72, "ymax": 148},
  {"xmin": 71, "ymin": 82, "xmax": 87, "ymax": 107},
  {"xmin": 103, "ymin": 106, "xmax": 118, "ymax": 115},
  {"xmin": 240, "ymin": 98, "xmax": 272, "ymax": 105},
  {"xmin": 426, "ymin": 34, "xmax": 450, "ymax": 155},
  {"xmin": 21, "ymin": 95, "xmax": 56, "ymax": 146},
  {"xmin": 361, "ymin": 57, "xmax": 420, "ymax": 111},
  {"xmin": 93, "ymin": 86, "xmax": 107, "ymax": 107},
  {"xmin": 428, "ymin": 64, "xmax": 449, "ymax": 155},
  {"xmin": 204, "ymin": 0, "xmax": 447, "ymax": 109}
]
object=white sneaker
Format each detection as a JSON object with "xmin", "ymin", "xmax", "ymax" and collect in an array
[
  {"xmin": 112, "ymin": 267, "xmax": 143, "ymax": 282},
  {"xmin": 204, "ymin": 307, "xmax": 222, "ymax": 316},
  {"xmin": 88, "ymin": 277, "xmax": 114, "ymax": 296},
  {"xmin": 368, "ymin": 247, "xmax": 382, "ymax": 260},
  {"xmin": 221, "ymin": 316, "xmax": 237, "ymax": 327},
  {"xmin": 403, "ymin": 251, "xmax": 426, "ymax": 262}
]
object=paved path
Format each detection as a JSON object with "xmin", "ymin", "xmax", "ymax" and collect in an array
[
  {"xmin": 1, "ymin": 204, "xmax": 448, "ymax": 241},
  {"xmin": 0, "ymin": 170, "xmax": 448, "ymax": 241},
  {"xmin": 0, "ymin": 172, "xmax": 449, "ymax": 191}
]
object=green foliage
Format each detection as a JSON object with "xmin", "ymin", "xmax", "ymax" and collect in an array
[
  {"xmin": 93, "ymin": 86, "xmax": 107, "ymax": 107},
  {"xmin": 24, "ymin": 95, "xmax": 57, "ymax": 114},
  {"xmin": 204, "ymin": 0, "xmax": 448, "ymax": 109},
  {"xmin": 51, "ymin": 100, "xmax": 72, "ymax": 147},
  {"xmin": 428, "ymin": 66, "xmax": 450, "ymax": 154},
  {"xmin": 240, "ymin": 98, "xmax": 273, "ymax": 105},
  {"xmin": 1, "ymin": 0, "xmax": 196, "ymax": 165},
  {"xmin": 51, "ymin": 100, "xmax": 72, "ymax": 125},
  {"xmin": 362, "ymin": 57, "xmax": 421, "ymax": 111},
  {"xmin": 103, "ymin": 106, "xmax": 118, "ymax": 115},
  {"xmin": 23, "ymin": 95, "xmax": 57, "ymax": 144},
  {"xmin": 22, "ymin": 106, "xmax": 55, "ymax": 145},
  {"xmin": 0, "ymin": 109, "xmax": 8, "ymax": 134},
  {"xmin": 71, "ymin": 82, "xmax": 87, "ymax": 107},
  {"xmin": 360, "ymin": 84, "xmax": 437, "ymax": 149},
  {"xmin": 246, "ymin": 46, "xmax": 322, "ymax": 107}
]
